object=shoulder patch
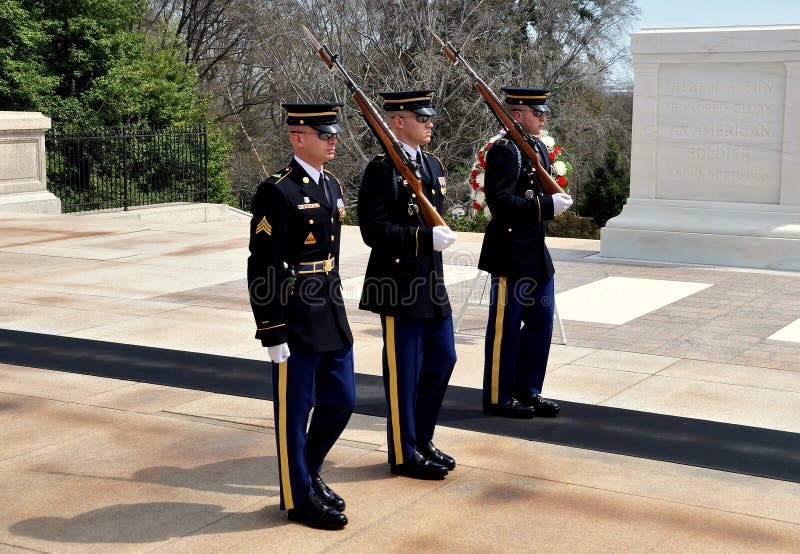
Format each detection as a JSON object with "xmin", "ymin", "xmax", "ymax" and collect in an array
[
  {"xmin": 491, "ymin": 138, "xmax": 522, "ymax": 176},
  {"xmin": 323, "ymin": 168, "xmax": 341, "ymax": 185},
  {"xmin": 267, "ymin": 166, "xmax": 292, "ymax": 185},
  {"xmin": 423, "ymin": 151, "xmax": 445, "ymax": 172}
]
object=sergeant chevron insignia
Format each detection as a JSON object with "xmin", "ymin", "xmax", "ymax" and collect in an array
[{"xmin": 256, "ymin": 216, "xmax": 272, "ymax": 236}]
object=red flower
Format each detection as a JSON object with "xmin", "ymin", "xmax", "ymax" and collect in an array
[
  {"xmin": 548, "ymin": 152, "xmax": 556, "ymax": 161},
  {"xmin": 471, "ymin": 181, "xmax": 479, "ymax": 190},
  {"xmin": 473, "ymin": 201, "xmax": 483, "ymax": 211},
  {"xmin": 477, "ymin": 150, "xmax": 485, "ymax": 164},
  {"xmin": 470, "ymin": 168, "xmax": 480, "ymax": 178},
  {"xmin": 554, "ymin": 146, "xmax": 562, "ymax": 155},
  {"xmin": 556, "ymin": 175, "xmax": 567, "ymax": 187}
]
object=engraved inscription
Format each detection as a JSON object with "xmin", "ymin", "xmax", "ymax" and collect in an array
[{"xmin": 657, "ymin": 63, "xmax": 785, "ymax": 204}]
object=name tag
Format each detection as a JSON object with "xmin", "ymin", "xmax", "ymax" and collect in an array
[{"xmin": 298, "ymin": 202, "xmax": 321, "ymax": 210}]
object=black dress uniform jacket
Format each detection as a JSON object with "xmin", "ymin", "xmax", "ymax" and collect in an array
[
  {"xmin": 247, "ymin": 158, "xmax": 353, "ymax": 353},
  {"xmin": 478, "ymin": 138, "xmax": 556, "ymax": 283},
  {"xmin": 358, "ymin": 152, "xmax": 451, "ymax": 319}
]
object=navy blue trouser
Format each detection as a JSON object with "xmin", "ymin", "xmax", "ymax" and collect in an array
[
  {"xmin": 272, "ymin": 346, "xmax": 354, "ymax": 510},
  {"xmin": 483, "ymin": 275, "xmax": 554, "ymax": 406},
  {"xmin": 380, "ymin": 314, "xmax": 457, "ymax": 465}
]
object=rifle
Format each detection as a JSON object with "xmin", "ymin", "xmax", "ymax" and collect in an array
[
  {"xmin": 428, "ymin": 29, "xmax": 564, "ymax": 195},
  {"xmin": 302, "ymin": 26, "xmax": 447, "ymax": 228}
]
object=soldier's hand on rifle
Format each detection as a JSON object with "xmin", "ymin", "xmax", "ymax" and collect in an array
[
  {"xmin": 432, "ymin": 226, "xmax": 457, "ymax": 251},
  {"xmin": 267, "ymin": 342, "xmax": 291, "ymax": 363},
  {"xmin": 552, "ymin": 193, "xmax": 573, "ymax": 216}
]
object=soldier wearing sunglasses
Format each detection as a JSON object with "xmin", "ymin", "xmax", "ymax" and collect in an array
[
  {"xmin": 479, "ymin": 87, "xmax": 574, "ymax": 419},
  {"xmin": 247, "ymin": 102, "xmax": 354, "ymax": 530},
  {"xmin": 358, "ymin": 89, "xmax": 458, "ymax": 481}
]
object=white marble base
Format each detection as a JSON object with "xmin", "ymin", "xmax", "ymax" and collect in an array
[
  {"xmin": 600, "ymin": 26, "xmax": 800, "ymax": 271},
  {"xmin": 0, "ymin": 190, "xmax": 61, "ymax": 214},
  {"xmin": 601, "ymin": 199, "xmax": 800, "ymax": 270},
  {"xmin": 0, "ymin": 111, "xmax": 59, "ymax": 214}
]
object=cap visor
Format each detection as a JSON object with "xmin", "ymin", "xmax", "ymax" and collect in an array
[
  {"xmin": 411, "ymin": 107, "xmax": 437, "ymax": 116},
  {"xmin": 310, "ymin": 123, "xmax": 341, "ymax": 134}
]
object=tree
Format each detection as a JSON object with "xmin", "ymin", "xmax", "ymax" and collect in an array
[
  {"xmin": 579, "ymin": 139, "xmax": 629, "ymax": 227},
  {"xmin": 143, "ymin": 0, "xmax": 638, "ymax": 215},
  {"xmin": 1, "ymin": 0, "xmax": 234, "ymax": 204},
  {"xmin": 0, "ymin": 0, "xmax": 58, "ymax": 110}
]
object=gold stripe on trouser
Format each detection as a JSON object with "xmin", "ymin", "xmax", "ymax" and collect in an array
[
  {"xmin": 491, "ymin": 277, "xmax": 508, "ymax": 404},
  {"xmin": 277, "ymin": 360, "xmax": 293, "ymax": 509},
  {"xmin": 386, "ymin": 316, "xmax": 403, "ymax": 464}
]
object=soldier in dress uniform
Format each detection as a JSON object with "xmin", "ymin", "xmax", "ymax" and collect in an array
[
  {"xmin": 247, "ymin": 102, "xmax": 354, "ymax": 530},
  {"xmin": 479, "ymin": 87, "xmax": 574, "ymax": 419},
  {"xmin": 358, "ymin": 90, "xmax": 458, "ymax": 480}
]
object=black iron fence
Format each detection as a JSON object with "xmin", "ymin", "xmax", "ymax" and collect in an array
[{"xmin": 46, "ymin": 126, "xmax": 208, "ymax": 213}]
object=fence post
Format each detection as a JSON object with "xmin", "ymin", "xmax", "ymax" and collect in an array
[
  {"xmin": 122, "ymin": 125, "xmax": 129, "ymax": 211},
  {"xmin": 203, "ymin": 124, "xmax": 209, "ymax": 203}
]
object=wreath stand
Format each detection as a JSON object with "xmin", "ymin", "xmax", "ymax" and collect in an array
[{"xmin": 454, "ymin": 270, "xmax": 567, "ymax": 345}]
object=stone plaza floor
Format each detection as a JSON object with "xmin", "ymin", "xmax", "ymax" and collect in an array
[{"xmin": 0, "ymin": 204, "xmax": 798, "ymax": 552}]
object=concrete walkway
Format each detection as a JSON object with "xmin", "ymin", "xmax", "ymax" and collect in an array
[{"xmin": 1, "ymin": 205, "xmax": 798, "ymax": 552}]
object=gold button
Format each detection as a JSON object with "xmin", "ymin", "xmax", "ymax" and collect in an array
[
  {"xmin": 431, "ymin": 189, "xmax": 436, "ymax": 195},
  {"xmin": 330, "ymin": 235, "xmax": 335, "ymax": 241},
  {"xmin": 508, "ymin": 228, "xmax": 513, "ymax": 232},
  {"xmin": 302, "ymin": 177, "xmax": 310, "ymax": 183},
  {"xmin": 330, "ymin": 217, "xmax": 334, "ymax": 223},
  {"xmin": 411, "ymin": 193, "xmax": 416, "ymax": 198},
  {"xmin": 394, "ymin": 258, "xmax": 400, "ymax": 264},
  {"xmin": 309, "ymin": 219, "xmax": 314, "ymax": 224}
]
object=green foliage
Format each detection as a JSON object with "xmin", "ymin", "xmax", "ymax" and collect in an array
[
  {"xmin": 0, "ymin": 0, "xmax": 58, "ymax": 110},
  {"xmin": 578, "ymin": 140, "xmax": 630, "ymax": 227},
  {"xmin": 547, "ymin": 211, "xmax": 600, "ymax": 239},
  {"xmin": 1, "ymin": 0, "xmax": 234, "ymax": 210},
  {"xmin": 206, "ymin": 128, "xmax": 235, "ymax": 205},
  {"xmin": 446, "ymin": 213, "xmax": 491, "ymax": 233}
]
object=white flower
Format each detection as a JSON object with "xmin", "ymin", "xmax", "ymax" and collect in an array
[
  {"xmin": 489, "ymin": 129, "xmax": 507, "ymax": 143},
  {"xmin": 552, "ymin": 160, "xmax": 567, "ymax": 176},
  {"xmin": 540, "ymin": 135, "xmax": 555, "ymax": 149},
  {"xmin": 475, "ymin": 190, "xmax": 485, "ymax": 204}
]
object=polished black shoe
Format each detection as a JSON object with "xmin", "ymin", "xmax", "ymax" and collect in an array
[
  {"xmin": 287, "ymin": 492, "xmax": 348, "ymax": 530},
  {"xmin": 418, "ymin": 440, "xmax": 456, "ymax": 470},
  {"xmin": 483, "ymin": 399, "xmax": 535, "ymax": 419},
  {"xmin": 390, "ymin": 449, "xmax": 448, "ymax": 480},
  {"xmin": 311, "ymin": 473, "xmax": 345, "ymax": 512},
  {"xmin": 518, "ymin": 394, "xmax": 560, "ymax": 417}
]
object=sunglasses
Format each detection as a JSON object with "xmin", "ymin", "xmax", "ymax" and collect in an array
[
  {"xmin": 291, "ymin": 131, "xmax": 339, "ymax": 140},
  {"xmin": 397, "ymin": 114, "xmax": 433, "ymax": 124},
  {"xmin": 515, "ymin": 108, "xmax": 547, "ymax": 118}
]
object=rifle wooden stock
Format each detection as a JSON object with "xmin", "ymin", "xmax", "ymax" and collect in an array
[
  {"xmin": 303, "ymin": 26, "xmax": 447, "ymax": 228},
  {"xmin": 428, "ymin": 28, "xmax": 564, "ymax": 195}
]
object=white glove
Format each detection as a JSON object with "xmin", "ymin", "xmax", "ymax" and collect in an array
[
  {"xmin": 267, "ymin": 342, "xmax": 291, "ymax": 363},
  {"xmin": 432, "ymin": 226, "xmax": 457, "ymax": 251},
  {"xmin": 552, "ymin": 193, "xmax": 573, "ymax": 216}
]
